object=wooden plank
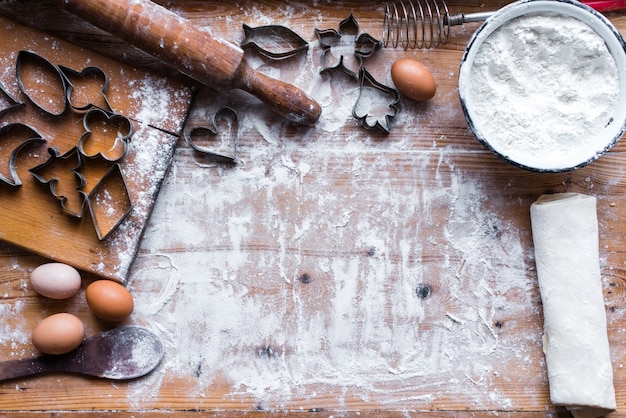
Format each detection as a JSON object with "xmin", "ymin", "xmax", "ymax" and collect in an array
[
  {"xmin": 0, "ymin": 0, "xmax": 625, "ymax": 416},
  {"xmin": 0, "ymin": 17, "xmax": 193, "ymax": 281}
]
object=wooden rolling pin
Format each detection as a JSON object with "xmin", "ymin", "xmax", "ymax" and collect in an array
[{"xmin": 60, "ymin": 0, "xmax": 322, "ymax": 125}]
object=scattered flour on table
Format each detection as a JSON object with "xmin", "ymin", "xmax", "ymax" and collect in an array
[
  {"xmin": 0, "ymin": 5, "xmax": 549, "ymax": 412},
  {"xmin": 0, "ymin": 300, "xmax": 29, "ymax": 356},
  {"xmin": 126, "ymin": 141, "xmax": 541, "ymax": 410},
  {"xmin": 94, "ymin": 75, "xmax": 189, "ymax": 280},
  {"xmin": 464, "ymin": 13, "xmax": 619, "ymax": 168},
  {"xmin": 122, "ymin": 38, "xmax": 542, "ymax": 409},
  {"xmin": 115, "ymin": 6, "xmax": 550, "ymax": 411}
]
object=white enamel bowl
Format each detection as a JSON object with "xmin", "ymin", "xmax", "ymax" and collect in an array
[{"xmin": 458, "ymin": 0, "xmax": 626, "ymax": 172}]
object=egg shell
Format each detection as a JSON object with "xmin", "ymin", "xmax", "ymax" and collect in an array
[
  {"xmin": 391, "ymin": 58, "xmax": 437, "ymax": 101},
  {"xmin": 30, "ymin": 262, "xmax": 82, "ymax": 299},
  {"xmin": 86, "ymin": 280, "xmax": 134, "ymax": 321},
  {"xmin": 32, "ymin": 313, "xmax": 85, "ymax": 355}
]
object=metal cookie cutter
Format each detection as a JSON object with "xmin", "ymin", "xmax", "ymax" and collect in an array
[
  {"xmin": 0, "ymin": 81, "xmax": 25, "ymax": 117},
  {"xmin": 241, "ymin": 24, "xmax": 309, "ymax": 60},
  {"xmin": 30, "ymin": 145, "xmax": 133, "ymax": 240},
  {"xmin": 316, "ymin": 13, "xmax": 382, "ymax": 78},
  {"xmin": 16, "ymin": 50, "xmax": 69, "ymax": 117},
  {"xmin": 75, "ymin": 107, "xmax": 134, "ymax": 239},
  {"xmin": 78, "ymin": 108, "xmax": 133, "ymax": 163},
  {"xmin": 59, "ymin": 65, "xmax": 113, "ymax": 112},
  {"xmin": 85, "ymin": 162, "xmax": 133, "ymax": 240},
  {"xmin": 0, "ymin": 123, "xmax": 46, "ymax": 187},
  {"xmin": 184, "ymin": 106, "xmax": 240, "ymax": 164},
  {"xmin": 9, "ymin": 50, "xmax": 134, "ymax": 241},
  {"xmin": 352, "ymin": 68, "xmax": 400, "ymax": 134},
  {"xmin": 30, "ymin": 146, "xmax": 87, "ymax": 217}
]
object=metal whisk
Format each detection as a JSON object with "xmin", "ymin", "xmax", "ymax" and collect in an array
[
  {"xmin": 383, "ymin": 0, "xmax": 626, "ymax": 49},
  {"xmin": 382, "ymin": 0, "xmax": 491, "ymax": 49}
]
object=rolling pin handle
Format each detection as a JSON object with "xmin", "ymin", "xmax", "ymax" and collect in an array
[
  {"xmin": 59, "ymin": 0, "xmax": 322, "ymax": 126},
  {"xmin": 236, "ymin": 63, "xmax": 322, "ymax": 126}
]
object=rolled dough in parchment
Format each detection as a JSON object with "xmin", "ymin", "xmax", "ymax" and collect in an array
[{"xmin": 530, "ymin": 193, "xmax": 615, "ymax": 418}]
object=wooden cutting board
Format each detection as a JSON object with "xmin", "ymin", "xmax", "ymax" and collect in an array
[{"xmin": 0, "ymin": 16, "xmax": 193, "ymax": 282}]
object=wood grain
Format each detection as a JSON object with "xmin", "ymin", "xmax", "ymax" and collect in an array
[
  {"xmin": 0, "ymin": 0, "xmax": 626, "ymax": 416},
  {"xmin": 0, "ymin": 17, "xmax": 192, "ymax": 281}
]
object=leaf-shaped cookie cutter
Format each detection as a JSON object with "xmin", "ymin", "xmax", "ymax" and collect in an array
[
  {"xmin": 184, "ymin": 107, "xmax": 239, "ymax": 164},
  {"xmin": 29, "ymin": 146, "xmax": 87, "ymax": 218},
  {"xmin": 16, "ymin": 50, "xmax": 69, "ymax": 117},
  {"xmin": 59, "ymin": 65, "xmax": 113, "ymax": 112},
  {"xmin": 78, "ymin": 108, "xmax": 133, "ymax": 163},
  {"xmin": 352, "ymin": 68, "xmax": 400, "ymax": 134},
  {"xmin": 0, "ymin": 123, "xmax": 46, "ymax": 187},
  {"xmin": 241, "ymin": 24, "xmax": 309, "ymax": 60}
]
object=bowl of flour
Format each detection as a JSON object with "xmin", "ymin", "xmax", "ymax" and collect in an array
[{"xmin": 458, "ymin": 0, "xmax": 626, "ymax": 172}]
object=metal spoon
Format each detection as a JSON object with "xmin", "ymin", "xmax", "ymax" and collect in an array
[{"xmin": 0, "ymin": 326, "xmax": 164, "ymax": 381}]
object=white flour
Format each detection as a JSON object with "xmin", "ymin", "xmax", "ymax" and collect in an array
[
  {"xmin": 3, "ymin": 4, "xmax": 623, "ymax": 414},
  {"xmin": 120, "ymin": 43, "xmax": 544, "ymax": 409},
  {"xmin": 465, "ymin": 13, "xmax": 619, "ymax": 169}
]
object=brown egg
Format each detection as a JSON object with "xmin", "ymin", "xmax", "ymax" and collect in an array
[
  {"xmin": 391, "ymin": 58, "xmax": 437, "ymax": 101},
  {"xmin": 32, "ymin": 313, "xmax": 85, "ymax": 355},
  {"xmin": 86, "ymin": 280, "xmax": 134, "ymax": 321}
]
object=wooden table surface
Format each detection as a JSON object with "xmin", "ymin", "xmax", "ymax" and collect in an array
[{"xmin": 1, "ymin": 0, "xmax": 626, "ymax": 416}]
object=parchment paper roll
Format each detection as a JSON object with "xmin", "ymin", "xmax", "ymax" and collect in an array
[{"xmin": 530, "ymin": 193, "xmax": 615, "ymax": 418}]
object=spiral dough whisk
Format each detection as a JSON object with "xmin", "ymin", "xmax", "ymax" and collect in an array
[
  {"xmin": 382, "ymin": 0, "xmax": 626, "ymax": 49},
  {"xmin": 382, "ymin": 0, "xmax": 490, "ymax": 49}
]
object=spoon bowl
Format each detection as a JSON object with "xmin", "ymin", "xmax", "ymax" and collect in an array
[{"xmin": 0, "ymin": 326, "xmax": 164, "ymax": 381}]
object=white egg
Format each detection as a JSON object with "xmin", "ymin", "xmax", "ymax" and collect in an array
[{"xmin": 30, "ymin": 263, "xmax": 82, "ymax": 299}]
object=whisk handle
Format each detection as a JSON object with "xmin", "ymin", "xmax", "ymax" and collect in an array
[{"xmin": 445, "ymin": 12, "xmax": 493, "ymax": 26}]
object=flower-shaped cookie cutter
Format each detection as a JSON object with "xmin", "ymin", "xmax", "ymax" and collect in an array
[
  {"xmin": 352, "ymin": 68, "xmax": 400, "ymax": 134},
  {"xmin": 78, "ymin": 108, "xmax": 133, "ymax": 162},
  {"xmin": 241, "ymin": 24, "xmax": 309, "ymax": 60},
  {"xmin": 315, "ymin": 13, "xmax": 382, "ymax": 78}
]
